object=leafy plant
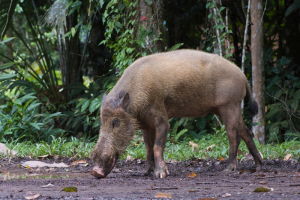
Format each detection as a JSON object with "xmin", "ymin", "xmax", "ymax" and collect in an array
[
  {"xmin": 0, "ymin": 92, "xmax": 64, "ymax": 142},
  {"xmin": 265, "ymin": 55, "xmax": 300, "ymax": 142},
  {"xmin": 102, "ymin": 0, "xmax": 141, "ymax": 73},
  {"xmin": 0, "ymin": 1, "xmax": 62, "ymax": 105}
]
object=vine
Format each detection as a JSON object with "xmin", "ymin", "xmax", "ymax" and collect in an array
[
  {"xmin": 205, "ymin": 0, "xmax": 233, "ymax": 58},
  {"xmin": 102, "ymin": 0, "xmax": 141, "ymax": 74}
]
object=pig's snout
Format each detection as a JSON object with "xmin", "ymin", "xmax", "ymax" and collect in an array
[
  {"xmin": 91, "ymin": 153, "xmax": 118, "ymax": 178},
  {"xmin": 91, "ymin": 166, "xmax": 106, "ymax": 178}
]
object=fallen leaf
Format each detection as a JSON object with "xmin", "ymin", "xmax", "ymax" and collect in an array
[
  {"xmin": 62, "ymin": 186, "xmax": 78, "ymax": 192},
  {"xmin": 155, "ymin": 192, "xmax": 172, "ymax": 199},
  {"xmin": 284, "ymin": 154, "xmax": 292, "ymax": 161},
  {"xmin": 243, "ymin": 154, "xmax": 253, "ymax": 161},
  {"xmin": 22, "ymin": 161, "xmax": 69, "ymax": 168},
  {"xmin": 41, "ymin": 183, "xmax": 54, "ymax": 188},
  {"xmin": 70, "ymin": 160, "xmax": 88, "ymax": 166},
  {"xmin": 38, "ymin": 155, "xmax": 52, "ymax": 159},
  {"xmin": 24, "ymin": 192, "xmax": 40, "ymax": 200},
  {"xmin": 256, "ymin": 173, "xmax": 266, "ymax": 177},
  {"xmin": 188, "ymin": 189, "xmax": 199, "ymax": 192},
  {"xmin": 189, "ymin": 141, "xmax": 199, "ymax": 151},
  {"xmin": 221, "ymin": 193, "xmax": 231, "ymax": 197},
  {"xmin": 187, "ymin": 172, "xmax": 197, "ymax": 178},
  {"xmin": 217, "ymin": 157, "xmax": 225, "ymax": 161},
  {"xmin": 206, "ymin": 144, "xmax": 215, "ymax": 151},
  {"xmin": 253, "ymin": 187, "xmax": 272, "ymax": 192},
  {"xmin": 258, "ymin": 181, "xmax": 267, "ymax": 185},
  {"xmin": 126, "ymin": 155, "xmax": 134, "ymax": 161},
  {"xmin": 0, "ymin": 143, "xmax": 17, "ymax": 156},
  {"xmin": 237, "ymin": 149, "xmax": 244, "ymax": 155},
  {"xmin": 259, "ymin": 151, "xmax": 264, "ymax": 159}
]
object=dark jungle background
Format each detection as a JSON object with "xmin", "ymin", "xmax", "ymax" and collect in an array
[{"xmin": 0, "ymin": 0, "xmax": 299, "ymax": 145}]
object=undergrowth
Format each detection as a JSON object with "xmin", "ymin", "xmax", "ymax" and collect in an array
[{"xmin": 4, "ymin": 130, "xmax": 300, "ymax": 161}]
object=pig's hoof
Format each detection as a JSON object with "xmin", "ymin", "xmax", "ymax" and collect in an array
[
  {"xmin": 154, "ymin": 167, "xmax": 169, "ymax": 178},
  {"xmin": 223, "ymin": 165, "xmax": 237, "ymax": 173},
  {"xmin": 255, "ymin": 165, "xmax": 262, "ymax": 172}
]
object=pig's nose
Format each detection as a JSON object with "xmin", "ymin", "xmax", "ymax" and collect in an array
[{"xmin": 91, "ymin": 166, "xmax": 106, "ymax": 178}]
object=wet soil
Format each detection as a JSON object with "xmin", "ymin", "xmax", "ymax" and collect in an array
[{"xmin": 0, "ymin": 158, "xmax": 299, "ymax": 199}]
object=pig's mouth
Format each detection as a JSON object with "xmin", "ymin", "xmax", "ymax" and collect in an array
[{"xmin": 91, "ymin": 154, "xmax": 118, "ymax": 178}]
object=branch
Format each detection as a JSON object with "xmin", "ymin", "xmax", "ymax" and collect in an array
[
  {"xmin": 241, "ymin": 0, "xmax": 251, "ymax": 73},
  {"xmin": 1, "ymin": 0, "xmax": 18, "ymax": 40}
]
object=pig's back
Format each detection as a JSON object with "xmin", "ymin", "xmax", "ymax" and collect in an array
[{"xmin": 116, "ymin": 49, "xmax": 247, "ymax": 118}]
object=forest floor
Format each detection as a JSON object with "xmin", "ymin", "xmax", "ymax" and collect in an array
[{"xmin": 0, "ymin": 158, "xmax": 299, "ymax": 200}]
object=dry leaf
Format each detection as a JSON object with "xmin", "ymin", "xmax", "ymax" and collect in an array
[
  {"xmin": 221, "ymin": 193, "xmax": 231, "ymax": 197},
  {"xmin": 38, "ymin": 155, "xmax": 52, "ymax": 159},
  {"xmin": 253, "ymin": 187, "xmax": 272, "ymax": 192},
  {"xmin": 187, "ymin": 172, "xmax": 197, "ymax": 178},
  {"xmin": 155, "ymin": 192, "xmax": 172, "ymax": 199},
  {"xmin": 24, "ymin": 192, "xmax": 40, "ymax": 200},
  {"xmin": 206, "ymin": 144, "xmax": 215, "ymax": 151},
  {"xmin": 71, "ymin": 160, "xmax": 88, "ymax": 166},
  {"xmin": 284, "ymin": 154, "xmax": 292, "ymax": 161},
  {"xmin": 237, "ymin": 149, "xmax": 244, "ymax": 155},
  {"xmin": 188, "ymin": 189, "xmax": 199, "ymax": 192},
  {"xmin": 62, "ymin": 186, "xmax": 78, "ymax": 192},
  {"xmin": 126, "ymin": 155, "xmax": 134, "ymax": 161},
  {"xmin": 259, "ymin": 151, "xmax": 264, "ymax": 159},
  {"xmin": 217, "ymin": 157, "xmax": 225, "ymax": 161},
  {"xmin": 258, "ymin": 181, "xmax": 267, "ymax": 185},
  {"xmin": 189, "ymin": 141, "xmax": 199, "ymax": 151},
  {"xmin": 41, "ymin": 183, "xmax": 54, "ymax": 188},
  {"xmin": 0, "ymin": 143, "xmax": 17, "ymax": 156}
]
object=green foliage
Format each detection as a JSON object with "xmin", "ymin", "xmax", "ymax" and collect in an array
[
  {"xmin": 5, "ymin": 129, "xmax": 300, "ymax": 160},
  {"xmin": 169, "ymin": 116, "xmax": 216, "ymax": 143},
  {"xmin": 102, "ymin": 0, "xmax": 141, "ymax": 73},
  {"xmin": 63, "ymin": 94, "xmax": 102, "ymax": 137},
  {"xmin": 9, "ymin": 136, "xmax": 94, "ymax": 158},
  {"xmin": 205, "ymin": 0, "xmax": 233, "ymax": 58},
  {"xmin": 265, "ymin": 53, "xmax": 300, "ymax": 142},
  {"xmin": 123, "ymin": 126, "xmax": 300, "ymax": 161},
  {"xmin": 0, "ymin": 1, "xmax": 62, "ymax": 104},
  {"xmin": 0, "ymin": 92, "xmax": 64, "ymax": 142}
]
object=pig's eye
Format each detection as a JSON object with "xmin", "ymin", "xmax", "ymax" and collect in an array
[{"xmin": 112, "ymin": 118, "xmax": 120, "ymax": 128}]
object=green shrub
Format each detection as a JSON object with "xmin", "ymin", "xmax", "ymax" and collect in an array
[{"xmin": 0, "ymin": 92, "xmax": 64, "ymax": 142}]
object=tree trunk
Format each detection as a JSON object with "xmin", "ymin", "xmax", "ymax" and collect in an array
[
  {"xmin": 59, "ymin": 13, "xmax": 82, "ymax": 101},
  {"xmin": 139, "ymin": 0, "xmax": 165, "ymax": 52},
  {"xmin": 251, "ymin": 0, "xmax": 265, "ymax": 144}
]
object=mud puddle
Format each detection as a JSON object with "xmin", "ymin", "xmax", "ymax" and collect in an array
[
  {"xmin": 0, "ymin": 171, "xmax": 89, "ymax": 181},
  {"xmin": 0, "ymin": 158, "xmax": 299, "ymax": 199}
]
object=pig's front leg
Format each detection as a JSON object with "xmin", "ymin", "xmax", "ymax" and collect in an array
[
  {"xmin": 153, "ymin": 116, "xmax": 170, "ymax": 178},
  {"xmin": 143, "ymin": 128, "xmax": 155, "ymax": 176}
]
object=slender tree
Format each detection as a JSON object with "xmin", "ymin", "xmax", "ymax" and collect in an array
[
  {"xmin": 139, "ymin": 0, "xmax": 165, "ymax": 52},
  {"xmin": 251, "ymin": 0, "xmax": 265, "ymax": 143}
]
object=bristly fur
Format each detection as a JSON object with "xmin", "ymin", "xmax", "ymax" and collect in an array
[{"xmin": 111, "ymin": 113, "xmax": 139, "ymax": 153}]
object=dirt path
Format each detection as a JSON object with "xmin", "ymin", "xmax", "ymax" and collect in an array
[{"xmin": 0, "ymin": 158, "xmax": 299, "ymax": 199}]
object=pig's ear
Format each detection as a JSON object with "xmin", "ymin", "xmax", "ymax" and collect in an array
[{"xmin": 118, "ymin": 91, "xmax": 130, "ymax": 110}]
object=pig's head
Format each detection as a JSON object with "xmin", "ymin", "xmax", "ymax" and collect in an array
[{"xmin": 91, "ymin": 92, "xmax": 137, "ymax": 178}]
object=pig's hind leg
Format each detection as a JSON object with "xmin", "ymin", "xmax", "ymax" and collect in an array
[
  {"xmin": 217, "ymin": 102, "xmax": 262, "ymax": 172},
  {"xmin": 237, "ymin": 119, "xmax": 263, "ymax": 171},
  {"xmin": 217, "ymin": 103, "xmax": 242, "ymax": 172}
]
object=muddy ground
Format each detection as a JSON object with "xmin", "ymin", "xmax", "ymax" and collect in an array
[{"xmin": 0, "ymin": 158, "xmax": 299, "ymax": 200}]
